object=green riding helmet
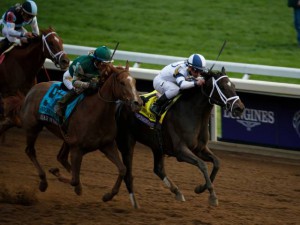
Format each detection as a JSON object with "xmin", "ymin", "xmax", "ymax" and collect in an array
[{"xmin": 93, "ymin": 46, "xmax": 112, "ymax": 63}]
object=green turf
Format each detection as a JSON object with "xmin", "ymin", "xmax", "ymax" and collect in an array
[{"xmin": 1, "ymin": 0, "xmax": 299, "ymax": 83}]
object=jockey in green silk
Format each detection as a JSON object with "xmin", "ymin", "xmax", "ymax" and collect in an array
[{"xmin": 54, "ymin": 46, "xmax": 113, "ymax": 119}]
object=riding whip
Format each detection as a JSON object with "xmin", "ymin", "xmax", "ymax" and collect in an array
[
  {"xmin": 110, "ymin": 42, "xmax": 119, "ymax": 61},
  {"xmin": 209, "ymin": 40, "xmax": 227, "ymax": 72}
]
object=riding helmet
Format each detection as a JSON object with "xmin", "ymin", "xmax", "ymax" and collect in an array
[
  {"xmin": 93, "ymin": 46, "xmax": 112, "ymax": 62},
  {"xmin": 22, "ymin": 0, "xmax": 38, "ymax": 16},
  {"xmin": 187, "ymin": 54, "xmax": 207, "ymax": 71}
]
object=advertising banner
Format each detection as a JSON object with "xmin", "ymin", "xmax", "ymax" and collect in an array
[{"xmin": 221, "ymin": 92, "xmax": 300, "ymax": 150}]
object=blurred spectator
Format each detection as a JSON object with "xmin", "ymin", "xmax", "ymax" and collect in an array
[{"xmin": 288, "ymin": 0, "xmax": 300, "ymax": 46}]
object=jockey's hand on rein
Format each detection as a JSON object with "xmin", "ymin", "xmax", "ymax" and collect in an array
[{"xmin": 88, "ymin": 81, "xmax": 99, "ymax": 90}]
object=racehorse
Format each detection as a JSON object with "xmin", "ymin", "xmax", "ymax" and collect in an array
[
  {"xmin": 20, "ymin": 62, "xmax": 143, "ymax": 199},
  {"xmin": 115, "ymin": 67, "xmax": 245, "ymax": 208},
  {"xmin": 0, "ymin": 27, "xmax": 70, "ymax": 134}
]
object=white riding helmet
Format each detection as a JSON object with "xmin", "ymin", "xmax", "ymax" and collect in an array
[
  {"xmin": 22, "ymin": 0, "xmax": 38, "ymax": 16},
  {"xmin": 187, "ymin": 54, "xmax": 207, "ymax": 71}
]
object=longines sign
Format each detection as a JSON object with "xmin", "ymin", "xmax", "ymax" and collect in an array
[{"xmin": 221, "ymin": 92, "xmax": 300, "ymax": 150}]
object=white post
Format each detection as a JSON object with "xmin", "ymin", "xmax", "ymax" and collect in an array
[{"xmin": 210, "ymin": 106, "xmax": 218, "ymax": 141}]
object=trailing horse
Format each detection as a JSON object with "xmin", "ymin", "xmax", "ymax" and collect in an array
[
  {"xmin": 20, "ymin": 62, "xmax": 143, "ymax": 199},
  {"xmin": 115, "ymin": 67, "xmax": 245, "ymax": 208},
  {"xmin": 0, "ymin": 27, "xmax": 70, "ymax": 134}
]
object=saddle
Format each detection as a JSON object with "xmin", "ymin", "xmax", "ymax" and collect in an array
[
  {"xmin": 38, "ymin": 82, "xmax": 85, "ymax": 125},
  {"xmin": 135, "ymin": 91, "xmax": 180, "ymax": 128}
]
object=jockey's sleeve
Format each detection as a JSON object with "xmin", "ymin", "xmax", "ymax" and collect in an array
[
  {"xmin": 30, "ymin": 17, "xmax": 39, "ymax": 35},
  {"xmin": 175, "ymin": 73, "xmax": 197, "ymax": 90},
  {"xmin": 4, "ymin": 22, "xmax": 22, "ymax": 44},
  {"xmin": 63, "ymin": 70, "xmax": 74, "ymax": 90}
]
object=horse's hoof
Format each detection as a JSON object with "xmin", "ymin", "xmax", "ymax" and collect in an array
[
  {"xmin": 39, "ymin": 181, "xmax": 48, "ymax": 192},
  {"xmin": 175, "ymin": 192, "xmax": 186, "ymax": 202},
  {"xmin": 194, "ymin": 185, "xmax": 206, "ymax": 194},
  {"xmin": 49, "ymin": 168, "xmax": 60, "ymax": 176},
  {"xmin": 74, "ymin": 184, "xmax": 82, "ymax": 196},
  {"xmin": 129, "ymin": 193, "xmax": 140, "ymax": 209},
  {"xmin": 209, "ymin": 196, "xmax": 219, "ymax": 207},
  {"xmin": 102, "ymin": 193, "xmax": 113, "ymax": 202}
]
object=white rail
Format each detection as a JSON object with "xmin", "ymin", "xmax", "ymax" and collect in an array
[{"xmin": 63, "ymin": 44, "xmax": 300, "ymax": 79}]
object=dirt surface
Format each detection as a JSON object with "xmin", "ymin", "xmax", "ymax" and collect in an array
[{"xmin": 0, "ymin": 128, "xmax": 299, "ymax": 225}]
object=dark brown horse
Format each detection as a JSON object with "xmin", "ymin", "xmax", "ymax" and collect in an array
[
  {"xmin": 0, "ymin": 27, "xmax": 70, "ymax": 133},
  {"xmin": 115, "ymin": 67, "xmax": 245, "ymax": 208},
  {"xmin": 20, "ymin": 63, "xmax": 143, "ymax": 199}
]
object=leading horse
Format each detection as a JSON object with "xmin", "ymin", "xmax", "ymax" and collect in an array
[
  {"xmin": 0, "ymin": 27, "xmax": 70, "ymax": 134},
  {"xmin": 115, "ymin": 67, "xmax": 245, "ymax": 208},
  {"xmin": 20, "ymin": 62, "xmax": 143, "ymax": 199}
]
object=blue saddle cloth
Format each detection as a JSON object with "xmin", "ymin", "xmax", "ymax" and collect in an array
[{"xmin": 39, "ymin": 82, "xmax": 84, "ymax": 125}]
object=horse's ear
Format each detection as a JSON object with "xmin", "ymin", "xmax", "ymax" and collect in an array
[
  {"xmin": 221, "ymin": 66, "xmax": 226, "ymax": 75},
  {"xmin": 125, "ymin": 60, "xmax": 129, "ymax": 71}
]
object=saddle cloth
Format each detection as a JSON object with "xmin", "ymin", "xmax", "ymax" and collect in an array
[
  {"xmin": 39, "ymin": 82, "xmax": 84, "ymax": 125},
  {"xmin": 134, "ymin": 90, "xmax": 180, "ymax": 128}
]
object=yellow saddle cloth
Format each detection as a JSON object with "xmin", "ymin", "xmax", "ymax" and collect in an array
[{"xmin": 135, "ymin": 90, "xmax": 180, "ymax": 128}]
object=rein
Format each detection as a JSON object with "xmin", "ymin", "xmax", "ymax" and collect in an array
[
  {"xmin": 42, "ymin": 32, "xmax": 66, "ymax": 68},
  {"xmin": 201, "ymin": 75, "xmax": 240, "ymax": 112}
]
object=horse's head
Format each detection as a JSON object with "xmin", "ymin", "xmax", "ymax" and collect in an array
[
  {"xmin": 101, "ymin": 62, "xmax": 143, "ymax": 112},
  {"xmin": 40, "ymin": 27, "xmax": 70, "ymax": 70},
  {"xmin": 202, "ymin": 67, "xmax": 245, "ymax": 117}
]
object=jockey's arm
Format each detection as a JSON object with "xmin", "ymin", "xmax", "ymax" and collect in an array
[
  {"xmin": 175, "ymin": 74, "xmax": 198, "ymax": 90},
  {"xmin": 63, "ymin": 70, "xmax": 74, "ymax": 90},
  {"xmin": 30, "ymin": 17, "xmax": 39, "ymax": 35}
]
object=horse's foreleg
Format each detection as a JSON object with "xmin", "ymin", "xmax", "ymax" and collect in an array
[
  {"xmin": 152, "ymin": 149, "xmax": 185, "ymax": 202},
  {"xmin": 176, "ymin": 145, "xmax": 218, "ymax": 207},
  {"xmin": 70, "ymin": 147, "xmax": 83, "ymax": 196},
  {"xmin": 25, "ymin": 143, "xmax": 48, "ymax": 192},
  {"xmin": 101, "ymin": 142, "xmax": 126, "ymax": 203},
  {"xmin": 194, "ymin": 147, "xmax": 220, "ymax": 194},
  {"xmin": 49, "ymin": 142, "xmax": 72, "ymax": 183},
  {"xmin": 118, "ymin": 138, "xmax": 140, "ymax": 209}
]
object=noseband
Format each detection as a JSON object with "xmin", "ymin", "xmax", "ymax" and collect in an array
[
  {"xmin": 202, "ymin": 75, "xmax": 240, "ymax": 112},
  {"xmin": 42, "ymin": 32, "xmax": 66, "ymax": 68}
]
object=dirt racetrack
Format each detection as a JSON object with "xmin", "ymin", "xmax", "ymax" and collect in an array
[{"xmin": 0, "ymin": 128, "xmax": 299, "ymax": 225}]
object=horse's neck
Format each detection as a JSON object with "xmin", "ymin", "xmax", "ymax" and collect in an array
[
  {"xmin": 182, "ymin": 89, "xmax": 212, "ymax": 114},
  {"xmin": 25, "ymin": 39, "xmax": 46, "ymax": 66}
]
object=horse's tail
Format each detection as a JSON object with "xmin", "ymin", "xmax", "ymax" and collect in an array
[{"xmin": 3, "ymin": 92, "xmax": 24, "ymax": 126}]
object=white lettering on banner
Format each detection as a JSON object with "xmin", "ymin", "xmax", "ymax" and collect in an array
[
  {"xmin": 293, "ymin": 111, "xmax": 300, "ymax": 139},
  {"xmin": 223, "ymin": 108, "xmax": 275, "ymax": 131}
]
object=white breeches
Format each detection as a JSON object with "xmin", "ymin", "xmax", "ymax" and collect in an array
[{"xmin": 153, "ymin": 76, "xmax": 180, "ymax": 99}]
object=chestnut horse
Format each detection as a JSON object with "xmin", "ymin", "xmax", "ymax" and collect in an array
[
  {"xmin": 0, "ymin": 27, "xmax": 70, "ymax": 134},
  {"xmin": 115, "ymin": 67, "xmax": 245, "ymax": 208},
  {"xmin": 20, "ymin": 63, "xmax": 143, "ymax": 200}
]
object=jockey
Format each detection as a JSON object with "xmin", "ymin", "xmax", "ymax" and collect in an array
[
  {"xmin": 54, "ymin": 46, "xmax": 113, "ymax": 118},
  {"xmin": 150, "ymin": 53, "xmax": 207, "ymax": 116},
  {"xmin": 0, "ymin": 0, "xmax": 39, "ymax": 54}
]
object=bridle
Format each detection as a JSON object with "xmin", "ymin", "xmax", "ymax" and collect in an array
[
  {"xmin": 42, "ymin": 32, "xmax": 66, "ymax": 68},
  {"xmin": 201, "ymin": 75, "xmax": 240, "ymax": 112}
]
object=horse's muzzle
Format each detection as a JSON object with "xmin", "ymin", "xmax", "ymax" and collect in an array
[
  {"xmin": 231, "ymin": 100, "xmax": 245, "ymax": 117},
  {"xmin": 59, "ymin": 56, "xmax": 70, "ymax": 70}
]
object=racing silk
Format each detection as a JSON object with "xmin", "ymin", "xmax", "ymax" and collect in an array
[
  {"xmin": 1, "ymin": 5, "xmax": 39, "ymax": 45},
  {"xmin": 153, "ymin": 61, "xmax": 199, "ymax": 99},
  {"xmin": 63, "ymin": 55, "xmax": 100, "ymax": 90},
  {"xmin": 158, "ymin": 61, "xmax": 197, "ymax": 89}
]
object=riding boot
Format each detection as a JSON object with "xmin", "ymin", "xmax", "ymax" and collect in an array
[
  {"xmin": 54, "ymin": 89, "xmax": 78, "ymax": 118},
  {"xmin": 150, "ymin": 93, "xmax": 169, "ymax": 116}
]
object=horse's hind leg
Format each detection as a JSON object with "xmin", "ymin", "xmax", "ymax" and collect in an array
[
  {"xmin": 152, "ymin": 148, "xmax": 185, "ymax": 202},
  {"xmin": 101, "ymin": 142, "xmax": 126, "ymax": 203},
  {"xmin": 194, "ymin": 146, "xmax": 220, "ymax": 194},
  {"xmin": 25, "ymin": 127, "xmax": 48, "ymax": 192}
]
